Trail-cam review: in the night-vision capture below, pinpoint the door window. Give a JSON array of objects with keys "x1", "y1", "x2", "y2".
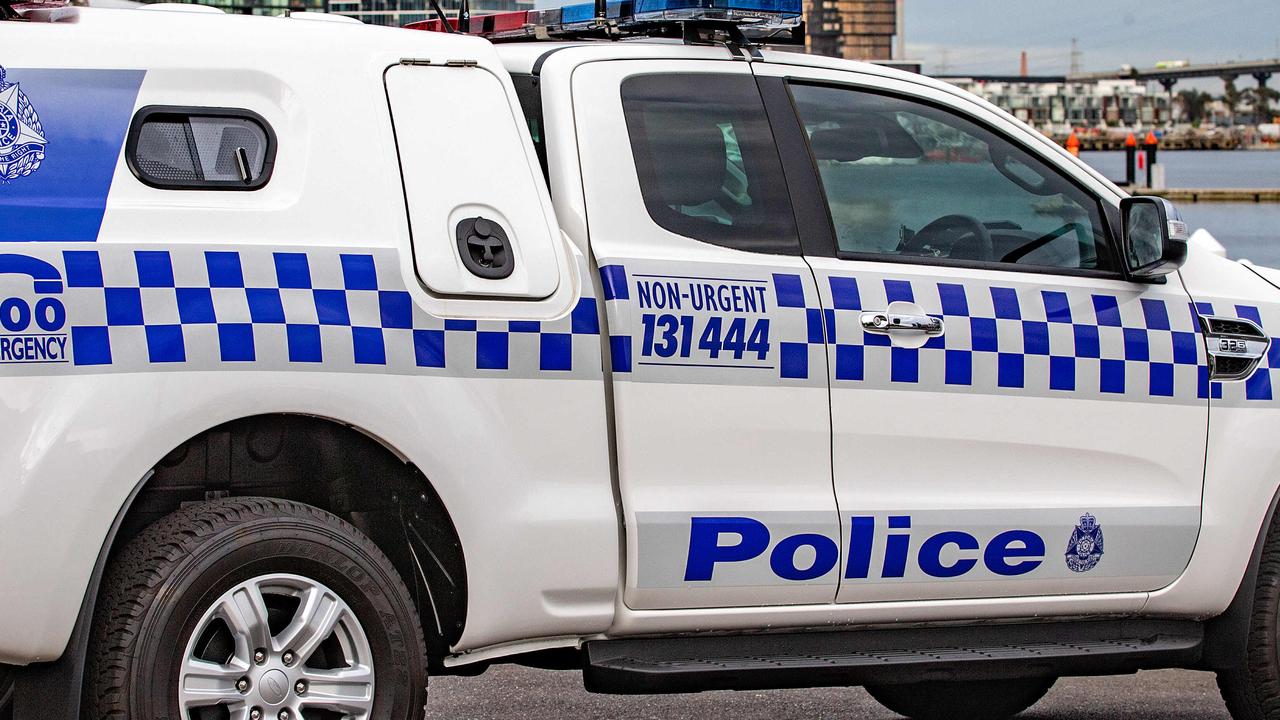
[
  {"x1": 621, "y1": 74, "x2": 799, "y2": 255},
  {"x1": 789, "y1": 84, "x2": 1116, "y2": 272}
]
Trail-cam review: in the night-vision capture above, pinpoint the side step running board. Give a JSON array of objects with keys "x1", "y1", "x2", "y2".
[{"x1": 583, "y1": 619, "x2": 1203, "y2": 694}]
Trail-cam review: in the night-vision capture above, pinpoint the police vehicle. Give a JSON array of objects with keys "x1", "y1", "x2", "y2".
[{"x1": 2, "y1": 1, "x2": 1280, "y2": 718}]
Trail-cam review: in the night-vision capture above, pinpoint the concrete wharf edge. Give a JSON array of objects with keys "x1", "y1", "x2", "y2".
[{"x1": 1127, "y1": 188, "x2": 1280, "y2": 203}]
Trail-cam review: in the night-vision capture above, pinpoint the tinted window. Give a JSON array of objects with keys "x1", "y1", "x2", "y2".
[
  {"x1": 127, "y1": 107, "x2": 275, "y2": 190},
  {"x1": 621, "y1": 74, "x2": 799, "y2": 255},
  {"x1": 790, "y1": 84, "x2": 1115, "y2": 271},
  {"x1": 510, "y1": 73, "x2": 549, "y2": 185}
]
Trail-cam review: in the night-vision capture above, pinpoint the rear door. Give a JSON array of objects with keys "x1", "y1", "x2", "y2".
[
  {"x1": 573, "y1": 59, "x2": 839, "y2": 610},
  {"x1": 752, "y1": 62, "x2": 1206, "y2": 604}
]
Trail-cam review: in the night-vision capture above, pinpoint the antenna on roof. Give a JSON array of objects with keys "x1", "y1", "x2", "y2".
[
  {"x1": 456, "y1": 0, "x2": 470, "y2": 33},
  {"x1": 426, "y1": 0, "x2": 459, "y2": 32}
]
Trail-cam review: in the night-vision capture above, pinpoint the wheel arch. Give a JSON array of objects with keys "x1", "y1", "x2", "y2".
[
  {"x1": 15, "y1": 412, "x2": 468, "y2": 720},
  {"x1": 1200, "y1": 482, "x2": 1280, "y2": 670}
]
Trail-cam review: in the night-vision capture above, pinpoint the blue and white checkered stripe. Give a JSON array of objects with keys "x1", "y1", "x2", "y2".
[
  {"x1": 598, "y1": 261, "x2": 1279, "y2": 404},
  {"x1": 771, "y1": 271, "x2": 820, "y2": 380},
  {"x1": 598, "y1": 263, "x2": 634, "y2": 373},
  {"x1": 813, "y1": 273, "x2": 1213, "y2": 403},
  {"x1": 0, "y1": 245, "x2": 601, "y2": 378}
]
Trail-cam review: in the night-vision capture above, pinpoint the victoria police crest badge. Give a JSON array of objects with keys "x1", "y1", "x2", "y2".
[
  {"x1": 0, "y1": 65, "x2": 48, "y2": 182},
  {"x1": 1065, "y1": 513, "x2": 1104, "y2": 573}
]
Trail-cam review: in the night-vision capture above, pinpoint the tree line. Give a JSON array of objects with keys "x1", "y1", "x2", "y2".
[{"x1": 1177, "y1": 83, "x2": 1279, "y2": 125}]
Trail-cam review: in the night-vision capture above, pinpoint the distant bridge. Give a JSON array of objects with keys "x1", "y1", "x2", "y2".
[
  {"x1": 937, "y1": 58, "x2": 1280, "y2": 90},
  {"x1": 935, "y1": 74, "x2": 1068, "y2": 84},
  {"x1": 1070, "y1": 59, "x2": 1279, "y2": 86}
]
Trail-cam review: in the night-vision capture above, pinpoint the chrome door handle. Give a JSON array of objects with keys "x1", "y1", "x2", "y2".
[{"x1": 861, "y1": 311, "x2": 944, "y2": 336}]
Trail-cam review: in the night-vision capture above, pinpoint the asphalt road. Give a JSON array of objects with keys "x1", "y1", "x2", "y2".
[{"x1": 426, "y1": 666, "x2": 1232, "y2": 719}]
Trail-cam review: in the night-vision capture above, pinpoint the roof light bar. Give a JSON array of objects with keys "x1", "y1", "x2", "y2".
[
  {"x1": 404, "y1": 0, "x2": 800, "y2": 42},
  {"x1": 407, "y1": 8, "x2": 531, "y2": 35}
]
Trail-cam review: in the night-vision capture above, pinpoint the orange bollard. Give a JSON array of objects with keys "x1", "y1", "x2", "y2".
[{"x1": 1066, "y1": 131, "x2": 1080, "y2": 158}]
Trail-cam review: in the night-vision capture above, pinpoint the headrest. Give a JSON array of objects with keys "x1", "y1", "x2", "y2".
[
  {"x1": 647, "y1": 115, "x2": 728, "y2": 208},
  {"x1": 807, "y1": 115, "x2": 923, "y2": 163}
]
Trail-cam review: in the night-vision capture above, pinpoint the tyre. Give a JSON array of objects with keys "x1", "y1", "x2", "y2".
[
  {"x1": 87, "y1": 497, "x2": 428, "y2": 720},
  {"x1": 865, "y1": 677, "x2": 1055, "y2": 720},
  {"x1": 1218, "y1": 506, "x2": 1280, "y2": 720}
]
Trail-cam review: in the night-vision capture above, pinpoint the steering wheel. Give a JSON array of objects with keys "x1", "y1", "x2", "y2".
[{"x1": 899, "y1": 214, "x2": 993, "y2": 263}]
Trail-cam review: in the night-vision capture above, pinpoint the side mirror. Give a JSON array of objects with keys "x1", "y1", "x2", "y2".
[{"x1": 1120, "y1": 196, "x2": 1189, "y2": 280}]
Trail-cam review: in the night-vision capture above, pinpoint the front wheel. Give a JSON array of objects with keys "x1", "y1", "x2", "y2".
[
  {"x1": 87, "y1": 497, "x2": 428, "y2": 720},
  {"x1": 865, "y1": 677, "x2": 1055, "y2": 720},
  {"x1": 1218, "y1": 503, "x2": 1280, "y2": 720}
]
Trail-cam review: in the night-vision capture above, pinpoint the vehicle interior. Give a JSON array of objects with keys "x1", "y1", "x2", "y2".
[{"x1": 790, "y1": 84, "x2": 1117, "y2": 271}]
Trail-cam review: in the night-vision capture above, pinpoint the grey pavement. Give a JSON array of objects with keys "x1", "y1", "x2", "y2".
[{"x1": 426, "y1": 666, "x2": 1230, "y2": 719}]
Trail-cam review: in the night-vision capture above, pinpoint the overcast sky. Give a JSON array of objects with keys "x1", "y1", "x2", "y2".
[{"x1": 905, "y1": 0, "x2": 1279, "y2": 85}]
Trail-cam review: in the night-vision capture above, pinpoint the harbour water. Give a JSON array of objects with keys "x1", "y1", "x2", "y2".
[
  {"x1": 1080, "y1": 150, "x2": 1280, "y2": 190},
  {"x1": 1079, "y1": 150, "x2": 1280, "y2": 266}
]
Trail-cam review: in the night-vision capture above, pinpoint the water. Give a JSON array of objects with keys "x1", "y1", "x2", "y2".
[
  {"x1": 1080, "y1": 150, "x2": 1280, "y2": 189},
  {"x1": 1178, "y1": 203, "x2": 1280, "y2": 266},
  {"x1": 1078, "y1": 150, "x2": 1280, "y2": 266}
]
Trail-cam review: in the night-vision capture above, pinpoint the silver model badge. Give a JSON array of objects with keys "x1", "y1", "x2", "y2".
[
  {"x1": 1065, "y1": 513, "x2": 1104, "y2": 573},
  {"x1": 0, "y1": 65, "x2": 48, "y2": 182}
]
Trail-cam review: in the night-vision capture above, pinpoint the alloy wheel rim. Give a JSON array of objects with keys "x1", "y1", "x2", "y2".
[{"x1": 177, "y1": 573, "x2": 375, "y2": 720}]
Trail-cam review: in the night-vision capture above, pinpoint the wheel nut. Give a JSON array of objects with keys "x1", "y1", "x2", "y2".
[
  {"x1": 281, "y1": 651, "x2": 295, "y2": 666},
  {"x1": 278, "y1": 710, "x2": 291, "y2": 720},
  {"x1": 295, "y1": 680, "x2": 307, "y2": 695},
  {"x1": 236, "y1": 677, "x2": 250, "y2": 693},
  {"x1": 253, "y1": 649, "x2": 266, "y2": 665},
  {"x1": 250, "y1": 709, "x2": 262, "y2": 720}
]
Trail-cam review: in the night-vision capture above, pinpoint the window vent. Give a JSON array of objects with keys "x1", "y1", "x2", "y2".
[
  {"x1": 1201, "y1": 316, "x2": 1266, "y2": 339},
  {"x1": 126, "y1": 106, "x2": 276, "y2": 190},
  {"x1": 1200, "y1": 314, "x2": 1270, "y2": 382}
]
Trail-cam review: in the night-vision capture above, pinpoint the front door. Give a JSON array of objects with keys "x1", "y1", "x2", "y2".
[
  {"x1": 573, "y1": 60, "x2": 839, "y2": 610},
  {"x1": 753, "y1": 65, "x2": 1207, "y2": 604}
]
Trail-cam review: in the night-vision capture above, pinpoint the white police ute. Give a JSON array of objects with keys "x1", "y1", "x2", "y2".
[{"x1": 2, "y1": 2, "x2": 1280, "y2": 719}]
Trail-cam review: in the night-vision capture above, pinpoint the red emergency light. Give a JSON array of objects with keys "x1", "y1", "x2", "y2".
[{"x1": 404, "y1": 9, "x2": 531, "y2": 35}]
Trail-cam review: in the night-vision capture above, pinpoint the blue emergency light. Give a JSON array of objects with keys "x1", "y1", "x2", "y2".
[
  {"x1": 553, "y1": 0, "x2": 802, "y2": 22},
  {"x1": 637, "y1": 0, "x2": 800, "y2": 16}
]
